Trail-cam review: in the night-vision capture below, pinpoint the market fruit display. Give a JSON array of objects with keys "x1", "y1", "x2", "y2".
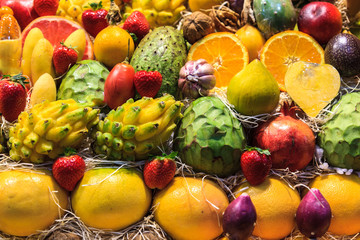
[
  {"x1": 0, "y1": 0, "x2": 360, "y2": 239},
  {"x1": 175, "y1": 96, "x2": 246, "y2": 177},
  {"x1": 0, "y1": 170, "x2": 68, "y2": 236},
  {"x1": 153, "y1": 177, "x2": 229, "y2": 240},
  {"x1": 71, "y1": 167, "x2": 151, "y2": 230}
]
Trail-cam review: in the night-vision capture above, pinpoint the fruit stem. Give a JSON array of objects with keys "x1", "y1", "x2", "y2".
[{"x1": 106, "y1": 0, "x2": 122, "y2": 25}]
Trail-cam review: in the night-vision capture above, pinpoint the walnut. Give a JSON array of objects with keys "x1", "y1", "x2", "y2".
[
  {"x1": 210, "y1": 5, "x2": 241, "y2": 33},
  {"x1": 182, "y1": 11, "x2": 215, "y2": 44}
]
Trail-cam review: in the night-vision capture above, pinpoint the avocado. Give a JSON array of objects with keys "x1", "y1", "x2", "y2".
[{"x1": 324, "y1": 33, "x2": 360, "y2": 77}]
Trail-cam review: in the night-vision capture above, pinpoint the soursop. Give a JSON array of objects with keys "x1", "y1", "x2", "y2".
[
  {"x1": 319, "y1": 92, "x2": 360, "y2": 170},
  {"x1": 175, "y1": 96, "x2": 247, "y2": 177},
  {"x1": 130, "y1": 26, "x2": 187, "y2": 98},
  {"x1": 93, "y1": 94, "x2": 183, "y2": 161},
  {"x1": 57, "y1": 60, "x2": 109, "y2": 105}
]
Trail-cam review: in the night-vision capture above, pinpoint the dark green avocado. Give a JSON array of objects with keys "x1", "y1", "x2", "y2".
[{"x1": 324, "y1": 33, "x2": 360, "y2": 77}]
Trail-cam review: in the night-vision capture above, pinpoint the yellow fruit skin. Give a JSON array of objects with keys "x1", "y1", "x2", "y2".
[
  {"x1": 188, "y1": 0, "x2": 223, "y2": 11},
  {"x1": 235, "y1": 24, "x2": 265, "y2": 62},
  {"x1": 234, "y1": 177, "x2": 300, "y2": 240},
  {"x1": 94, "y1": 26, "x2": 135, "y2": 68},
  {"x1": 64, "y1": 29, "x2": 86, "y2": 61},
  {"x1": 21, "y1": 27, "x2": 44, "y2": 78},
  {"x1": 0, "y1": 38, "x2": 21, "y2": 75},
  {"x1": 153, "y1": 177, "x2": 229, "y2": 240},
  {"x1": 0, "y1": 170, "x2": 68, "y2": 237},
  {"x1": 30, "y1": 73, "x2": 57, "y2": 107},
  {"x1": 31, "y1": 38, "x2": 55, "y2": 85},
  {"x1": 308, "y1": 174, "x2": 360, "y2": 235},
  {"x1": 71, "y1": 168, "x2": 151, "y2": 230}
]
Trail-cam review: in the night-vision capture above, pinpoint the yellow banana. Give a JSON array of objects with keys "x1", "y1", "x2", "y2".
[
  {"x1": 31, "y1": 38, "x2": 55, "y2": 85},
  {"x1": 29, "y1": 151, "x2": 44, "y2": 163},
  {"x1": 138, "y1": 95, "x2": 175, "y2": 124},
  {"x1": 33, "y1": 118, "x2": 54, "y2": 136},
  {"x1": 122, "y1": 97, "x2": 152, "y2": 125},
  {"x1": 155, "y1": 123, "x2": 177, "y2": 145},
  {"x1": 121, "y1": 125, "x2": 138, "y2": 139},
  {"x1": 23, "y1": 132, "x2": 40, "y2": 148},
  {"x1": 35, "y1": 138, "x2": 54, "y2": 154},
  {"x1": 60, "y1": 129, "x2": 87, "y2": 147},
  {"x1": 135, "y1": 122, "x2": 159, "y2": 142},
  {"x1": 21, "y1": 28, "x2": 44, "y2": 78},
  {"x1": 134, "y1": 140, "x2": 154, "y2": 155},
  {"x1": 46, "y1": 124, "x2": 72, "y2": 142},
  {"x1": 158, "y1": 102, "x2": 183, "y2": 132},
  {"x1": 20, "y1": 146, "x2": 32, "y2": 159},
  {"x1": 64, "y1": 28, "x2": 86, "y2": 61}
]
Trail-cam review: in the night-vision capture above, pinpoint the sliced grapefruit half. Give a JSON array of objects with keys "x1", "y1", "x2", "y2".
[{"x1": 22, "y1": 16, "x2": 94, "y2": 60}]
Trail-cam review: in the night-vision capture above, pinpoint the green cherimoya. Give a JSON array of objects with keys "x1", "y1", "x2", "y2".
[
  {"x1": 57, "y1": 60, "x2": 109, "y2": 105},
  {"x1": 130, "y1": 26, "x2": 187, "y2": 98},
  {"x1": 175, "y1": 96, "x2": 247, "y2": 177},
  {"x1": 318, "y1": 92, "x2": 360, "y2": 169}
]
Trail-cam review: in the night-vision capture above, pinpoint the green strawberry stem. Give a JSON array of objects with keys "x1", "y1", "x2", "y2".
[
  {"x1": 1, "y1": 73, "x2": 29, "y2": 89},
  {"x1": 244, "y1": 146, "x2": 270, "y2": 156},
  {"x1": 60, "y1": 41, "x2": 79, "y2": 53},
  {"x1": 84, "y1": 1, "x2": 103, "y2": 11},
  {"x1": 152, "y1": 151, "x2": 178, "y2": 161},
  {"x1": 63, "y1": 147, "x2": 78, "y2": 157}
]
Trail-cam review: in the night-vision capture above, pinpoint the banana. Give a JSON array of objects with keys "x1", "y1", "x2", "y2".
[
  {"x1": 56, "y1": 107, "x2": 88, "y2": 126},
  {"x1": 29, "y1": 151, "x2": 44, "y2": 163},
  {"x1": 35, "y1": 139, "x2": 54, "y2": 154},
  {"x1": 101, "y1": 119, "x2": 112, "y2": 133},
  {"x1": 20, "y1": 146, "x2": 32, "y2": 159},
  {"x1": 155, "y1": 123, "x2": 177, "y2": 145},
  {"x1": 123, "y1": 140, "x2": 136, "y2": 153},
  {"x1": 122, "y1": 106, "x2": 142, "y2": 125},
  {"x1": 158, "y1": 102, "x2": 183, "y2": 132},
  {"x1": 60, "y1": 129, "x2": 87, "y2": 147},
  {"x1": 138, "y1": 95, "x2": 175, "y2": 124},
  {"x1": 23, "y1": 132, "x2": 40, "y2": 148},
  {"x1": 17, "y1": 128, "x2": 30, "y2": 141},
  {"x1": 112, "y1": 137, "x2": 123, "y2": 151},
  {"x1": 95, "y1": 132, "x2": 104, "y2": 146},
  {"x1": 102, "y1": 133, "x2": 113, "y2": 147},
  {"x1": 121, "y1": 125, "x2": 138, "y2": 139},
  {"x1": 31, "y1": 38, "x2": 55, "y2": 85},
  {"x1": 64, "y1": 28, "x2": 86, "y2": 61},
  {"x1": 46, "y1": 124, "x2": 72, "y2": 142},
  {"x1": 33, "y1": 118, "x2": 54, "y2": 136},
  {"x1": 134, "y1": 140, "x2": 154, "y2": 155},
  {"x1": 9, "y1": 137, "x2": 21, "y2": 150},
  {"x1": 111, "y1": 122, "x2": 122, "y2": 136},
  {"x1": 48, "y1": 146, "x2": 65, "y2": 159},
  {"x1": 84, "y1": 109, "x2": 100, "y2": 128},
  {"x1": 21, "y1": 28, "x2": 44, "y2": 78},
  {"x1": 135, "y1": 122, "x2": 159, "y2": 142}
]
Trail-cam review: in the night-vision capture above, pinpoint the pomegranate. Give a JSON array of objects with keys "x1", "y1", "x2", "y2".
[{"x1": 253, "y1": 103, "x2": 315, "y2": 171}]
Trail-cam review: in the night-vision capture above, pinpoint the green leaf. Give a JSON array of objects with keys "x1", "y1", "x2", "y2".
[{"x1": 245, "y1": 146, "x2": 271, "y2": 156}]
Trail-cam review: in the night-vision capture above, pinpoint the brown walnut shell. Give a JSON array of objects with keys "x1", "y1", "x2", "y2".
[
  {"x1": 182, "y1": 11, "x2": 215, "y2": 44},
  {"x1": 209, "y1": 5, "x2": 241, "y2": 33}
]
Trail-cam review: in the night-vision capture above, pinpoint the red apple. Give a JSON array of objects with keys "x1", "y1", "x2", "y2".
[
  {"x1": 0, "y1": 0, "x2": 39, "y2": 30},
  {"x1": 298, "y1": 1, "x2": 342, "y2": 45}
]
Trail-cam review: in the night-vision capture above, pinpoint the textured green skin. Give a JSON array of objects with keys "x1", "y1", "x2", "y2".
[
  {"x1": 253, "y1": 0, "x2": 297, "y2": 38},
  {"x1": 130, "y1": 26, "x2": 187, "y2": 98},
  {"x1": 319, "y1": 92, "x2": 360, "y2": 169},
  {"x1": 57, "y1": 60, "x2": 109, "y2": 105},
  {"x1": 175, "y1": 97, "x2": 247, "y2": 177}
]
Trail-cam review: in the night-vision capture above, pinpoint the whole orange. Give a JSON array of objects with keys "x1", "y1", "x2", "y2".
[{"x1": 235, "y1": 24, "x2": 265, "y2": 61}]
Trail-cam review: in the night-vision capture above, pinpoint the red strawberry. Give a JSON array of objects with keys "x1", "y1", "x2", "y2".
[
  {"x1": 134, "y1": 70, "x2": 162, "y2": 97},
  {"x1": 240, "y1": 147, "x2": 272, "y2": 186},
  {"x1": 0, "y1": 74, "x2": 28, "y2": 122},
  {"x1": 33, "y1": 0, "x2": 59, "y2": 16},
  {"x1": 122, "y1": 11, "x2": 150, "y2": 42},
  {"x1": 143, "y1": 152, "x2": 177, "y2": 189},
  {"x1": 52, "y1": 153, "x2": 86, "y2": 191},
  {"x1": 53, "y1": 42, "x2": 78, "y2": 76},
  {"x1": 82, "y1": 1, "x2": 108, "y2": 38}
]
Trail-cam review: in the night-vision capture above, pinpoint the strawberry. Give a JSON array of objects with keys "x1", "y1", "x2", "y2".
[
  {"x1": 52, "y1": 42, "x2": 78, "y2": 76},
  {"x1": 33, "y1": 0, "x2": 59, "y2": 16},
  {"x1": 82, "y1": 1, "x2": 108, "y2": 38},
  {"x1": 122, "y1": 11, "x2": 150, "y2": 42},
  {"x1": 134, "y1": 70, "x2": 162, "y2": 98},
  {"x1": 52, "y1": 151, "x2": 86, "y2": 191},
  {"x1": 143, "y1": 152, "x2": 177, "y2": 190},
  {"x1": 240, "y1": 147, "x2": 272, "y2": 186},
  {"x1": 0, "y1": 74, "x2": 28, "y2": 122}
]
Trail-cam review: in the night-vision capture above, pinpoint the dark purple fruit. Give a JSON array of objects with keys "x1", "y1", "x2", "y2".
[
  {"x1": 296, "y1": 188, "x2": 332, "y2": 238},
  {"x1": 228, "y1": 0, "x2": 244, "y2": 14},
  {"x1": 325, "y1": 33, "x2": 360, "y2": 77},
  {"x1": 223, "y1": 193, "x2": 257, "y2": 240}
]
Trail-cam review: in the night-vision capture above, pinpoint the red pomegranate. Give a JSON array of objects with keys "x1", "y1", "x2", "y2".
[{"x1": 253, "y1": 103, "x2": 315, "y2": 171}]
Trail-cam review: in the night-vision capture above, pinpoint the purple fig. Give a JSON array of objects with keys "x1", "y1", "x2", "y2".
[
  {"x1": 223, "y1": 193, "x2": 257, "y2": 240},
  {"x1": 296, "y1": 188, "x2": 332, "y2": 238}
]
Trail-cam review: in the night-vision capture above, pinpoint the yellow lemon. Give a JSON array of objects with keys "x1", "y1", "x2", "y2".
[
  {"x1": 0, "y1": 170, "x2": 68, "y2": 237},
  {"x1": 153, "y1": 177, "x2": 229, "y2": 240},
  {"x1": 233, "y1": 177, "x2": 300, "y2": 240},
  {"x1": 94, "y1": 26, "x2": 134, "y2": 68},
  {"x1": 308, "y1": 174, "x2": 360, "y2": 235},
  {"x1": 71, "y1": 168, "x2": 151, "y2": 231},
  {"x1": 235, "y1": 24, "x2": 265, "y2": 62}
]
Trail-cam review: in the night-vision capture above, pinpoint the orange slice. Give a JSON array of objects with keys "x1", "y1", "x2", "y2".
[
  {"x1": 260, "y1": 30, "x2": 324, "y2": 91},
  {"x1": 187, "y1": 32, "x2": 249, "y2": 88},
  {"x1": 21, "y1": 16, "x2": 93, "y2": 60}
]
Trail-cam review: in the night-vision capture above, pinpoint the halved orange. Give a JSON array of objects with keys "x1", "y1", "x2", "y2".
[
  {"x1": 187, "y1": 32, "x2": 249, "y2": 88},
  {"x1": 260, "y1": 30, "x2": 324, "y2": 91},
  {"x1": 21, "y1": 16, "x2": 94, "y2": 60}
]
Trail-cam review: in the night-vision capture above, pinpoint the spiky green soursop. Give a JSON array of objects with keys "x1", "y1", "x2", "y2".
[
  {"x1": 319, "y1": 92, "x2": 360, "y2": 169},
  {"x1": 175, "y1": 96, "x2": 247, "y2": 177},
  {"x1": 130, "y1": 26, "x2": 187, "y2": 98},
  {"x1": 57, "y1": 60, "x2": 109, "y2": 105}
]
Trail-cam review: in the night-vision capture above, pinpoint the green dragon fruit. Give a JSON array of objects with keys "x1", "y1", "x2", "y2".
[
  {"x1": 57, "y1": 60, "x2": 109, "y2": 106},
  {"x1": 130, "y1": 26, "x2": 187, "y2": 98},
  {"x1": 175, "y1": 96, "x2": 247, "y2": 177},
  {"x1": 318, "y1": 92, "x2": 360, "y2": 170}
]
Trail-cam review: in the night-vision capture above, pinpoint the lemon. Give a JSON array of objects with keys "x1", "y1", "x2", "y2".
[
  {"x1": 308, "y1": 174, "x2": 360, "y2": 235},
  {"x1": 153, "y1": 177, "x2": 229, "y2": 240},
  {"x1": 0, "y1": 170, "x2": 68, "y2": 237},
  {"x1": 94, "y1": 26, "x2": 134, "y2": 68},
  {"x1": 71, "y1": 168, "x2": 151, "y2": 231},
  {"x1": 234, "y1": 176, "x2": 300, "y2": 240}
]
